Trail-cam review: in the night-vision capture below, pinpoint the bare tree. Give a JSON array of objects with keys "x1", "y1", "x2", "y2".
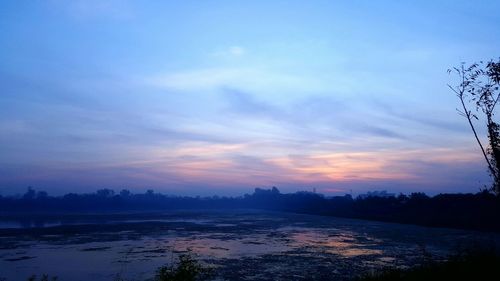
[{"x1": 448, "y1": 59, "x2": 500, "y2": 195}]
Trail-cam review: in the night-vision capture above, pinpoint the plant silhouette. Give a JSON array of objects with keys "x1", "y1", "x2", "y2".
[
  {"x1": 154, "y1": 254, "x2": 213, "y2": 281},
  {"x1": 449, "y1": 59, "x2": 500, "y2": 194}
]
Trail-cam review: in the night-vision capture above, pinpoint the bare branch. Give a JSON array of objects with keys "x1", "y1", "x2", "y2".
[{"x1": 447, "y1": 84, "x2": 461, "y2": 96}]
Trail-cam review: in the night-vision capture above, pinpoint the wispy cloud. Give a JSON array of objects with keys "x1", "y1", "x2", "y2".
[
  {"x1": 2, "y1": 0, "x2": 499, "y2": 195},
  {"x1": 212, "y1": 46, "x2": 246, "y2": 58},
  {"x1": 146, "y1": 67, "x2": 329, "y2": 96}
]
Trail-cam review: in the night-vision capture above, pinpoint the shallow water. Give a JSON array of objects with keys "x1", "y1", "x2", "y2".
[{"x1": 0, "y1": 210, "x2": 498, "y2": 281}]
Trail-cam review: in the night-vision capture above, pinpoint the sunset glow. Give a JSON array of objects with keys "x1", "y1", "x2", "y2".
[{"x1": 1, "y1": 0, "x2": 500, "y2": 195}]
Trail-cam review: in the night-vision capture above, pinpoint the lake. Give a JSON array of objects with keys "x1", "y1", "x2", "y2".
[{"x1": 0, "y1": 210, "x2": 499, "y2": 281}]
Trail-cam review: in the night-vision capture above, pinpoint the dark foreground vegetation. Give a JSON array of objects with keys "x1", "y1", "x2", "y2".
[
  {"x1": 358, "y1": 249, "x2": 500, "y2": 281},
  {"x1": 150, "y1": 254, "x2": 213, "y2": 281},
  {"x1": 24, "y1": 249, "x2": 500, "y2": 281},
  {"x1": 148, "y1": 249, "x2": 500, "y2": 281},
  {"x1": 156, "y1": 250, "x2": 500, "y2": 281},
  {"x1": 1, "y1": 187, "x2": 500, "y2": 233},
  {"x1": 156, "y1": 252, "x2": 500, "y2": 281}
]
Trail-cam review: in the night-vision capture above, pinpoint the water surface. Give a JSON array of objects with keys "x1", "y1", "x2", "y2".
[{"x1": 0, "y1": 210, "x2": 498, "y2": 281}]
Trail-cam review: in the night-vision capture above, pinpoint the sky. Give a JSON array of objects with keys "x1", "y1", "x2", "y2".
[{"x1": 1, "y1": 0, "x2": 500, "y2": 196}]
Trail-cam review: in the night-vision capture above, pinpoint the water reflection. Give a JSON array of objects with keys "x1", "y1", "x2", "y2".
[
  {"x1": 0, "y1": 211, "x2": 498, "y2": 281},
  {"x1": 120, "y1": 234, "x2": 289, "y2": 260},
  {"x1": 290, "y1": 229, "x2": 383, "y2": 257}
]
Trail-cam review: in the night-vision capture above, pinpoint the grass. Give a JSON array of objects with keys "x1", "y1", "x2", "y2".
[{"x1": 357, "y1": 249, "x2": 500, "y2": 281}]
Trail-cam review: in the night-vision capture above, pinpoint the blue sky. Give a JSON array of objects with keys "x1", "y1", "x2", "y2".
[{"x1": 1, "y1": 0, "x2": 500, "y2": 196}]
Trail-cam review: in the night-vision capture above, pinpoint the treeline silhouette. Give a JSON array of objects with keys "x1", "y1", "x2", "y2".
[{"x1": 1, "y1": 187, "x2": 500, "y2": 232}]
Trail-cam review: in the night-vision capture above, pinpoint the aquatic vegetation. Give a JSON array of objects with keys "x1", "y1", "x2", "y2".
[
  {"x1": 2, "y1": 211, "x2": 499, "y2": 280},
  {"x1": 26, "y1": 275, "x2": 58, "y2": 281}
]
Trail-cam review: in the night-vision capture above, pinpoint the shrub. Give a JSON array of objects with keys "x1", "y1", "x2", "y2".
[{"x1": 154, "y1": 254, "x2": 214, "y2": 281}]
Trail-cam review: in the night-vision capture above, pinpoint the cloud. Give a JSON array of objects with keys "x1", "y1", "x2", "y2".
[
  {"x1": 370, "y1": 99, "x2": 467, "y2": 133},
  {"x1": 229, "y1": 46, "x2": 245, "y2": 56},
  {"x1": 0, "y1": 132, "x2": 489, "y2": 196},
  {"x1": 221, "y1": 88, "x2": 286, "y2": 119},
  {"x1": 211, "y1": 46, "x2": 246, "y2": 58},
  {"x1": 146, "y1": 67, "x2": 329, "y2": 97},
  {"x1": 356, "y1": 125, "x2": 406, "y2": 139},
  {"x1": 218, "y1": 88, "x2": 409, "y2": 142}
]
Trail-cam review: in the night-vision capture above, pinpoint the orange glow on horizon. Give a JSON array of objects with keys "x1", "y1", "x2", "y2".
[{"x1": 114, "y1": 144, "x2": 484, "y2": 189}]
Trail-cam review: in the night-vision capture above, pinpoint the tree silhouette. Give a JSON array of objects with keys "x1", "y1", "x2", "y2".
[{"x1": 449, "y1": 59, "x2": 500, "y2": 194}]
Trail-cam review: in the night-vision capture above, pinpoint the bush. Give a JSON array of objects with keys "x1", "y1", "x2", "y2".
[{"x1": 154, "y1": 254, "x2": 214, "y2": 281}]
